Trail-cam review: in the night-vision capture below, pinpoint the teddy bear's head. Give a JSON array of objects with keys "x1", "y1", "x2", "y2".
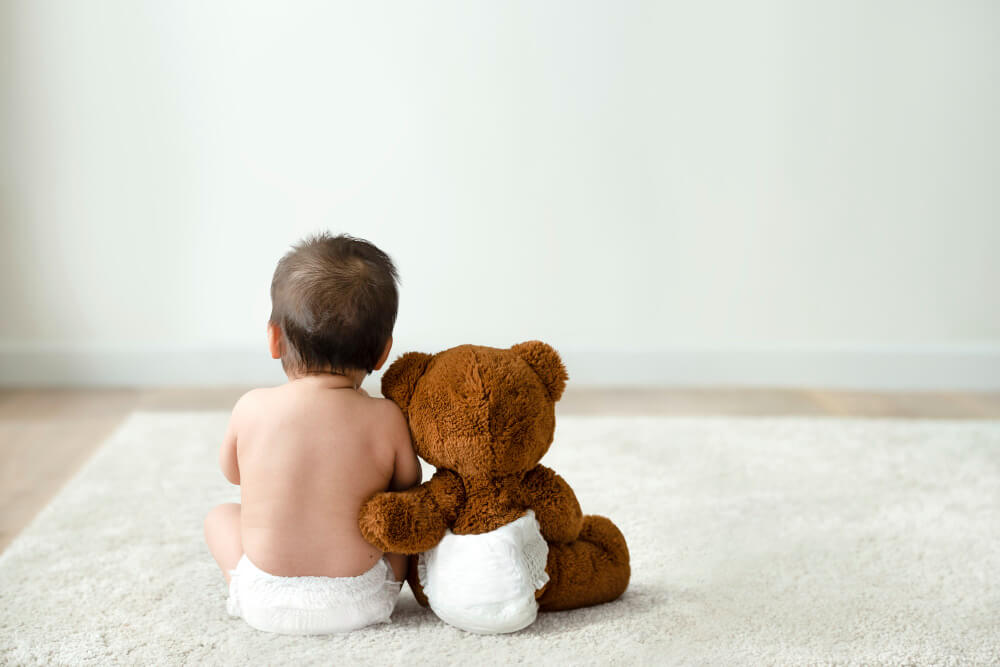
[{"x1": 381, "y1": 341, "x2": 568, "y2": 477}]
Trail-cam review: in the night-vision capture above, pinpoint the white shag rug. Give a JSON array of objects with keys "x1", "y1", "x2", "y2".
[{"x1": 1, "y1": 413, "x2": 999, "y2": 666}]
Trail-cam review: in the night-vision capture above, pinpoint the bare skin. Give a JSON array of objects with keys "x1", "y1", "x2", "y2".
[{"x1": 204, "y1": 331, "x2": 420, "y2": 585}]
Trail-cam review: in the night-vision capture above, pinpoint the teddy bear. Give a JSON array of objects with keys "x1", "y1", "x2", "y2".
[{"x1": 358, "y1": 341, "x2": 630, "y2": 634}]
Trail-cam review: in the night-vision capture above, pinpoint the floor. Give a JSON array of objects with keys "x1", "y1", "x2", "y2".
[{"x1": 1, "y1": 386, "x2": 998, "y2": 555}]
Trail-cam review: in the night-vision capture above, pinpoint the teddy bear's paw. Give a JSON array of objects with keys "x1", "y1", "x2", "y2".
[
  {"x1": 359, "y1": 493, "x2": 413, "y2": 552},
  {"x1": 360, "y1": 493, "x2": 446, "y2": 554}
]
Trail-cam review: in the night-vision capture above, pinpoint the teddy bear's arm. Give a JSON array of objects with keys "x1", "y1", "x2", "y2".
[
  {"x1": 521, "y1": 465, "x2": 584, "y2": 543},
  {"x1": 424, "y1": 468, "x2": 466, "y2": 522},
  {"x1": 358, "y1": 469, "x2": 465, "y2": 554}
]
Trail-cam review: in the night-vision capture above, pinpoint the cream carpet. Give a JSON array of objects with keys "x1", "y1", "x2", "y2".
[{"x1": 1, "y1": 413, "x2": 998, "y2": 665}]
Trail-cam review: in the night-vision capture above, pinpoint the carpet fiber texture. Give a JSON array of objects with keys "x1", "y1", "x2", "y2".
[{"x1": 1, "y1": 413, "x2": 999, "y2": 665}]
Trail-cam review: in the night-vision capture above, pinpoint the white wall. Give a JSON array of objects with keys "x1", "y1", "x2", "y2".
[{"x1": 2, "y1": 1, "x2": 999, "y2": 388}]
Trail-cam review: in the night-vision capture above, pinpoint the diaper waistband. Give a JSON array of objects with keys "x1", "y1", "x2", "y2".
[{"x1": 231, "y1": 555, "x2": 397, "y2": 607}]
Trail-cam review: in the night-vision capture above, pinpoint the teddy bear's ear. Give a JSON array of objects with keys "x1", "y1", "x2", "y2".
[
  {"x1": 381, "y1": 351, "x2": 433, "y2": 414},
  {"x1": 510, "y1": 340, "x2": 569, "y2": 402}
]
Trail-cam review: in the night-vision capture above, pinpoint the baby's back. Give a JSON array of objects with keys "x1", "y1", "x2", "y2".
[{"x1": 234, "y1": 378, "x2": 407, "y2": 577}]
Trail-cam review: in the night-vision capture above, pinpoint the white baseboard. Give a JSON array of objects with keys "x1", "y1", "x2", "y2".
[
  {"x1": 560, "y1": 343, "x2": 1000, "y2": 391},
  {"x1": 1, "y1": 342, "x2": 999, "y2": 390}
]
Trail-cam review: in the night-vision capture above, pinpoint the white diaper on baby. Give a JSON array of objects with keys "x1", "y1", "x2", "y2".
[
  {"x1": 417, "y1": 509, "x2": 550, "y2": 634},
  {"x1": 227, "y1": 555, "x2": 401, "y2": 635}
]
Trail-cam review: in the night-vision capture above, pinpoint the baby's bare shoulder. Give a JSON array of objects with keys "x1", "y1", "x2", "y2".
[
  {"x1": 369, "y1": 395, "x2": 407, "y2": 421},
  {"x1": 359, "y1": 396, "x2": 409, "y2": 440},
  {"x1": 229, "y1": 387, "x2": 275, "y2": 424},
  {"x1": 236, "y1": 386, "x2": 274, "y2": 408}
]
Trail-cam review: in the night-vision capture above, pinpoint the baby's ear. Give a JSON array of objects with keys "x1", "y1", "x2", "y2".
[
  {"x1": 511, "y1": 341, "x2": 569, "y2": 402},
  {"x1": 381, "y1": 352, "x2": 433, "y2": 415}
]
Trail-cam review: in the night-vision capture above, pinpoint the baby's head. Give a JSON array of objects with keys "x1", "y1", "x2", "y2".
[{"x1": 268, "y1": 233, "x2": 398, "y2": 379}]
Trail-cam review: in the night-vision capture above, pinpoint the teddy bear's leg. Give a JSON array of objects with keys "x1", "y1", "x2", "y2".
[
  {"x1": 537, "y1": 515, "x2": 630, "y2": 612},
  {"x1": 406, "y1": 554, "x2": 430, "y2": 607}
]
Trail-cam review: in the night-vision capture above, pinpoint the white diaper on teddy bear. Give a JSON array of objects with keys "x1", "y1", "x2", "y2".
[{"x1": 417, "y1": 509, "x2": 550, "y2": 634}]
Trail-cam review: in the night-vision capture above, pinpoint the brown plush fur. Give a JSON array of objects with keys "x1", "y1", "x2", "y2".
[{"x1": 359, "y1": 341, "x2": 630, "y2": 614}]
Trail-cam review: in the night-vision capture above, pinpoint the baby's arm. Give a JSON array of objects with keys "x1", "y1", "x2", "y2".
[
  {"x1": 387, "y1": 406, "x2": 421, "y2": 492},
  {"x1": 218, "y1": 391, "x2": 257, "y2": 486},
  {"x1": 219, "y1": 416, "x2": 239, "y2": 485}
]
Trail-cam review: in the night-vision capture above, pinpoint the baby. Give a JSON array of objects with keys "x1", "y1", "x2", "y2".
[{"x1": 204, "y1": 233, "x2": 420, "y2": 635}]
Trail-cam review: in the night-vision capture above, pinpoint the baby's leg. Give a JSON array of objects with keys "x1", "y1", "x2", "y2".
[{"x1": 204, "y1": 503, "x2": 242, "y2": 584}]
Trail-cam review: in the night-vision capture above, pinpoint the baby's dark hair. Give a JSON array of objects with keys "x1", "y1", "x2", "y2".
[{"x1": 269, "y1": 233, "x2": 398, "y2": 375}]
